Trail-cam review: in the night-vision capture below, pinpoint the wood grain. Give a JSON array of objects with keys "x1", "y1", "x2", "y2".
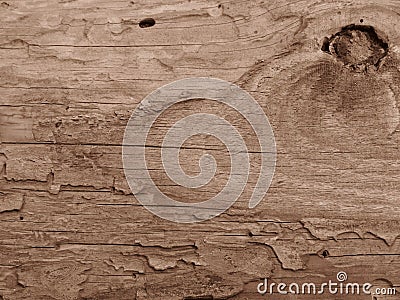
[{"x1": 1, "y1": 0, "x2": 399, "y2": 299}]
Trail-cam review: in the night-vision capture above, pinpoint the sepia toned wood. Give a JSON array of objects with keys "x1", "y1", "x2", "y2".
[{"x1": 0, "y1": 0, "x2": 399, "y2": 299}]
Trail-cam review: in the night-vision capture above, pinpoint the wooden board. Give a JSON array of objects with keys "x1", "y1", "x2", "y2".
[{"x1": 0, "y1": 0, "x2": 399, "y2": 299}]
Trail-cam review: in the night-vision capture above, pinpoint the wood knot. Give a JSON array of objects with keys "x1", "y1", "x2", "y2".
[{"x1": 322, "y1": 24, "x2": 389, "y2": 71}]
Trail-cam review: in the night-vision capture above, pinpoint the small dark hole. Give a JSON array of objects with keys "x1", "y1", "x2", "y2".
[
  {"x1": 322, "y1": 250, "x2": 329, "y2": 258},
  {"x1": 139, "y1": 18, "x2": 156, "y2": 28},
  {"x1": 218, "y1": 4, "x2": 222, "y2": 8},
  {"x1": 248, "y1": 231, "x2": 254, "y2": 237},
  {"x1": 19, "y1": 216, "x2": 24, "y2": 221},
  {"x1": 360, "y1": 19, "x2": 364, "y2": 23}
]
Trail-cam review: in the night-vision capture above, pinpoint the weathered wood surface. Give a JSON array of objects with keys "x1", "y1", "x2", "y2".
[{"x1": 1, "y1": 0, "x2": 400, "y2": 299}]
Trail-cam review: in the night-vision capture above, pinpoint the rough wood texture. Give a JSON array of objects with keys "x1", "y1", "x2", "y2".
[{"x1": 1, "y1": 0, "x2": 400, "y2": 299}]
